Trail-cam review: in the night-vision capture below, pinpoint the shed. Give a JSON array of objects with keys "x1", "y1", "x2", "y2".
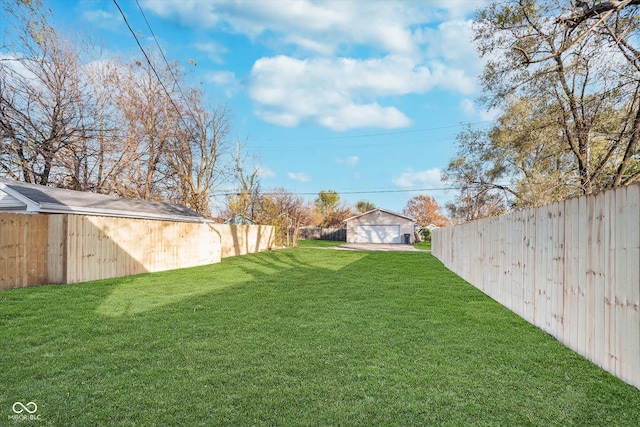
[
  {"x1": 0, "y1": 178, "x2": 209, "y2": 223},
  {"x1": 344, "y1": 208, "x2": 416, "y2": 244}
]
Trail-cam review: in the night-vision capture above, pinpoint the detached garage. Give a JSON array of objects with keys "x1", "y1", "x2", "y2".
[{"x1": 344, "y1": 208, "x2": 416, "y2": 244}]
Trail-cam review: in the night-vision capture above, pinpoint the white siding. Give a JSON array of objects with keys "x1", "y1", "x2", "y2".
[
  {"x1": 345, "y1": 210, "x2": 415, "y2": 244},
  {"x1": 357, "y1": 225, "x2": 401, "y2": 243}
]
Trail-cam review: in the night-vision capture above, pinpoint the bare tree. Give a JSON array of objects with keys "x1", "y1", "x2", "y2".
[
  {"x1": 0, "y1": 1, "x2": 90, "y2": 186},
  {"x1": 110, "y1": 53, "x2": 184, "y2": 201},
  {"x1": 1, "y1": 0, "x2": 237, "y2": 213},
  {"x1": 58, "y1": 52, "x2": 124, "y2": 193},
  {"x1": 222, "y1": 142, "x2": 262, "y2": 221},
  {"x1": 164, "y1": 92, "x2": 231, "y2": 216}
]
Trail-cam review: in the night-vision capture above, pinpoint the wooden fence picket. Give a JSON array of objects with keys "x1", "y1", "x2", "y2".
[{"x1": 432, "y1": 184, "x2": 640, "y2": 390}]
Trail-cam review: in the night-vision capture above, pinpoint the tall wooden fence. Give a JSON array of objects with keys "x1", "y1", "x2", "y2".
[
  {"x1": 210, "y1": 224, "x2": 275, "y2": 258},
  {"x1": 0, "y1": 213, "x2": 49, "y2": 288},
  {"x1": 432, "y1": 184, "x2": 640, "y2": 390},
  {"x1": 299, "y1": 227, "x2": 347, "y2": 241},
  {"x1": 0, "y1": 213, "x2": 274, "y2": 290}
]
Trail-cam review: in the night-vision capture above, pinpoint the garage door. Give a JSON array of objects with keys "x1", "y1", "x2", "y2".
[{"x1": 357, "y1": 225, "x2": 401, "y2": 244}]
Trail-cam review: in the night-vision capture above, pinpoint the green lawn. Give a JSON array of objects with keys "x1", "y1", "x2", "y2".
[
  {"x1": 296, "y1": 239, "x2": 344, "y2": 247},
  {"x1": 414, "y1": 241, "x2": 432, "y2": 250},
  {"x1": 1, "y1": 249, "x2": 639, "y2": 426}
]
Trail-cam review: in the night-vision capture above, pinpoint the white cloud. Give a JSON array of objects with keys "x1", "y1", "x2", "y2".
[
  {"x1": 249, "y1": 55, "x2": 436, "y2": 130},
  {"x1": 415, "y1": 20, "x2": 484, "y2": 95},
  {"x1": 257, "y1": 166, "x2": 275, "y2": 178},
  {"x1": 0, "y1": 53, "x2": 36, "y2": 80},
  {"x1": 206, "y1": 71, "x2": 241, "y2": 96},
  {"x1": 142, "y1": 0, "x2": 432, "y2": 55},
  {"x1": 82, "y1": 9, "x2": 122, "y2": 31},
  {"x1": 207, "y1": 71, "x2": 236, "y2": 85},
  {"x1": 142, "y1": 0, "x2": 487, "y2": 130},
  {"x1": 337, "y1": 156, "x2": 359, "y2": 167},
  {"x1": 318, "y1": 103, "x2": 411, "y2": 131},
  {"x1": 393, "y1": 168, "x2": 443, "y2": 188},
  {"x1": 288, "y1": 172, "x2": 311, "y2": 182},
  {"x1": 195, "y1": 41, "x2": 227, "y2": 63},
  {"x1": 460, "y1": 98, "x2": 501, "y2": 121}
]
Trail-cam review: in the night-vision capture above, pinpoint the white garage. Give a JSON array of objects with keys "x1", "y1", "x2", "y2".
[
  {"x1": 345, "y1": 209, "x2": 416, "y2": 244},
  {"x1": 357, "y1": 225, "x2": 401, "y2": 244}
]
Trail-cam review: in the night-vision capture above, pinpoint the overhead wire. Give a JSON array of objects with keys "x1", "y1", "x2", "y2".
[
  {"x1": 256, "y1": 120, "x2": 496, "y2": 143},
  {"x1": 112, "y1": 0, "x2": 494, "y2": 157},
  {"x1": 252, "y1": 135, "x2": 460, "y2": 152},
  {"x1": 111, "y1": 0, "x2": 501, "y2": 202},
  {"x1": 209, "y1": 182, "x2": 516, "y2": 197},
  {"x1": 250, "y1": 121, "x2": 494, "y2": 152},
  {"x1": 112, "y1": 0, "x2": 199, "y2": 143},
  {"x1": 134, "y1": 0, "x2": 193, "y2": 117}
]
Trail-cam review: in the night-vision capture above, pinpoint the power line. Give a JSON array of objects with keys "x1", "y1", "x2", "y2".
[
  {"x1": 252, "y1": 135, "x2": 460, "y2": 153},
  {"x1": 257, "y1": 120, "x2": 496, "y2": 143},
  {"x1": 134, "y1": 0, "x2": 194, "y2": 120},
  {"x1": 210, "y1": 180, "x2": 517, "y2": 197},
  {"x1": 112, "y1": 0, "x2": 198, "y2": 142},
  {"x1": 211, "y1": 186, "x2": 459, "y2": 197},
  {"x1": 250, "y1": 121, "x2": 494, "y2": 152}
]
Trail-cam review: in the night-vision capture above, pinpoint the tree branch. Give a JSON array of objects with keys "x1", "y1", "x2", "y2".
[
  {"x1": 518, "y1": 9, "x2": 614, "y2": 64},
  {"x1": 559, "y1": 0, "x2": 640, "y2": 27}
]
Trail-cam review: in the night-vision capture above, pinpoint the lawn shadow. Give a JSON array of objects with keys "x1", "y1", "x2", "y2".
[
  {"x1": 2, "y1": 249, "x2": 640, "y2": 426},
  {"x1": 94, "y1": 248, "x2": 368, "y2": 317}
]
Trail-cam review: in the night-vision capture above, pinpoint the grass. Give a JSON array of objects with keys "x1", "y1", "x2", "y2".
[
  {"x1": 1, "y1": 249, "x2": 639, "y2": 426},
  {"x1": 414, "y1": 241, "x2": 432, "y2": 250},
  {"x1": 296, "y1": 239, "x2": 344, "y2": 247}
]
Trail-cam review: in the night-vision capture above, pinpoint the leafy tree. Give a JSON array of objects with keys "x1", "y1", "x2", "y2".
[
  {"x1": 473, "y1": 0, "x2": 640, "y2": 196},
  {"x1": 315, "y1": 190, "x2": 340, "y2": 218},
  {"x1": 402, "y1": 195, "x2": 449, "y2": 228},
  {"x1": 256, "y1": 188, "x2": 311, "y2": 247},
  {"x1": 314, "y1": 190, "x2": 350, "y2": 227},
  {"x1": 444, "y1": 98, "x2": 580, "y2": 216},
  {"x1": 443, "y1": 126, "x2": 512, "y2": 222},
  {"x1": 356, "y1": 199, "x2": 375, "y2": 213}
]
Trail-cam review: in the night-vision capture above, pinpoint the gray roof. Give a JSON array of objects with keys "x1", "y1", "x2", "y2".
[
  {"x1": 0, "y1": 178, "x2": 209, "y2": 223},
  {"x1": 344, "y1": 208, "x2": 416, "y2": 223}
]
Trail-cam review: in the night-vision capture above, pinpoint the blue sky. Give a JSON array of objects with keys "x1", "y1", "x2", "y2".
[{"x1": 37, "y1": 0, "x2": 495, "y2": 214}]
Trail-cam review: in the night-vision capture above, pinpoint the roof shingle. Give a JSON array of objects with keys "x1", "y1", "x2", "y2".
[{"x1": 0, "y1": 178, "x2": 209, "y2": 223}]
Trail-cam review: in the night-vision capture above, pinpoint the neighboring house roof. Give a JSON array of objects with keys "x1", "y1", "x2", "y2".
[
  {"x1": 0, "y1": 178, "x2": 210, "y2": 223},
  {"x1": 224, "y1": 214, "x2": 255, "y2": 225},
  {"x1": 344, "y1": 208, "x2": 416, "y2": 223}
]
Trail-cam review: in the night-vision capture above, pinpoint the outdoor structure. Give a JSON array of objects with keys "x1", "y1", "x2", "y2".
[
  {"x1": 0, "y1": 178, "x2": 205, "y2": 222},
  {"x1": 224, "y1": 214, "x2": 255, "y2": 225},
  {"x1": 299, "y1": 227, "x2": 347, "y2": 241},
  {"x1": 0, "y1": 178, "x2": 274, "y2": 289},
  {"x1": 432, "y1": 183, "x2": 640, "y2": 390},
  {"x1": 344, "y1": 208, "x2": 416, "y2": 244}
]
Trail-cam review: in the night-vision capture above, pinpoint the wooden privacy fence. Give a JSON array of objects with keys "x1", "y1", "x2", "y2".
[
  {"x1": 432, "y1": 184, "x2": 640, "y2": 390},
  {"x1": 0, "y1": 213, "x2": 274, "y2": 290},
  {"x1": 299, "y1": 227, "x2": 347, "y2": 241},
  {"x1": 210, "y1": 224, "x2": 275, "y2": 259}
]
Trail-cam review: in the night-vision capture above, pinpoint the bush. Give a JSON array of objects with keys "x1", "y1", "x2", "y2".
[{"x1": 419, "y1": 227, "x2": 431, "y2": 242}]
